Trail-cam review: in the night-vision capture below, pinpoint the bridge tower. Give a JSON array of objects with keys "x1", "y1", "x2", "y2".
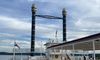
[
  {"x1": 30, "y1": 4, "x2": 67, "y2": 56},
  {"x1": 31, "y1": 4, "x2": 36, "y2": 56}
]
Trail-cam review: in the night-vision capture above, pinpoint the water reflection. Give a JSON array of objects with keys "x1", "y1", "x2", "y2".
[{"x1": 0, "y1": 55, "x2": 29, "y2": 60}]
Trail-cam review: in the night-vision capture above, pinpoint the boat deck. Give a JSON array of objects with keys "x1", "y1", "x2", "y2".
[{"x1": 29, "y1": 56, "x2": 47, "y2": 60}]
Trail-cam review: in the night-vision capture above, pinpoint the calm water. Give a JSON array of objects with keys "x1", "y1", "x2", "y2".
[{"x1": 0, "y1": 55, "x2": 29, "y2": 60}]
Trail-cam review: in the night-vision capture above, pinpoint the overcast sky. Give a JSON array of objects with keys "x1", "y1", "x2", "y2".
[{"x1": 0, "y1": 0, "x2": 100, "y2": 52}]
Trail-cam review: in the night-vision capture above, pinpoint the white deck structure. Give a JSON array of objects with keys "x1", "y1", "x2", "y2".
[
  {"x1": 46, "y1": 33, "x2": 100, "y2": 60},
  {"x1": 29, "y1": 56, "x2": 47, "y2": 60}
]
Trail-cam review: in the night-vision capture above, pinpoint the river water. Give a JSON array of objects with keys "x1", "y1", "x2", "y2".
[{"x1": 0, "y1": 55, "x2": 29, "y2": 60}]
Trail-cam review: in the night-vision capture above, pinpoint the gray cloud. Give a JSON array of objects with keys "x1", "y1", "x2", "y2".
[{"x1": 1, "y1": 0, "x2": 100, "y2": 52}]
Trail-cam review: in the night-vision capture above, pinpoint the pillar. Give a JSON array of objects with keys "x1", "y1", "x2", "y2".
[
  {"x1": 62, "y1": 8, "x2": 67, "y2": 42},
  {"x1": 31, "y1": 4, "x2": 36, "y2": 56}
]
